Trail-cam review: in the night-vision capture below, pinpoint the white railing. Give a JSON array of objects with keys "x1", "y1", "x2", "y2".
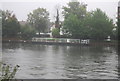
[{"x1": 32, "y1": 38, "x2": 90, "y2": 44}]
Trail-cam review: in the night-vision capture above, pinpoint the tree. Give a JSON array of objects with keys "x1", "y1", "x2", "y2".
[
  {"x1": 20, "y1": 24, "x2": 36, "y2": 39},
  {"x1": 117, "y1": 19, "x2": 120, "y2": 40},
  {"x1": 63, "y1": 1, "x2": 88, "y2": 38},
  {"x1": 89, "y1": 9, "x2": 114, "y2": 40},
  {"x1": 63, "y1": 14, "x2": 82, "y2": 38},
  {"x1": 62, "y1": 1, "x2": 87, "y2": 20},
  {"x1": 52, "y1": 28, "x2": 60, "y2": 38},
  {"x1": 63, "y1": 1, "x2": 114, "y2": 40},
  {"x1": 27, "y1": 8, "x2": 49, "y2": 36},
  {"x1": 55, "y1": 9, "x2": 60, "y2": 29},
  {"x1": 2, "y1": 10, "x2": 20, "y2": 37},
  {"x1": 0, "y1": 10, "x2": 2, "y2": 38}
]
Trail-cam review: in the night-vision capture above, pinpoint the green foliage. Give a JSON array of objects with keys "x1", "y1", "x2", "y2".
[
  {"x1": 55, "y1": 9, "x2": 60, "y2": 29},
  {"x1": 2, "y1": 10, "x2": 20, "y2": 37},
  {"x1": 63, "y1": 1, "x2": 89, "y2": 39},
  {"x1": 89, "y1": 9, "x2": 114, "y2": 40},
  {"x1": 27, "y1": 8, "x2": 50, "y2": 35},
  {"x1": 0, "y1": 63, "x2": 19, "y2": 81},
  {"x1": 117, "y1": 19, "x2": 120, "y2": 40},
  {"x1": 64, "y1": 14, "x2": 81, "y2": 38},
  {"x1": 0, "y1": 10, "x2": 2, "y2": 36},
  {"x1": 63, "y1": 1, "x2": 114, "y2": 40},
  {"x1": 20, "y1": 25, "x2": 36, "y2": 39},
  {"x1": 46, "y1": 38, "x2": 55, "y2": 41},
  {"x1": 52, "y1": 28, "x2": 60, "y2": 38},
  {"x1": 62, "y1": 1, "x2": 87, "y2": 20}
]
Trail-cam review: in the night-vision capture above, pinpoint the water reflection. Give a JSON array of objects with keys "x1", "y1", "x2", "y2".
[{"x1": 2, "y1": 43, "x2": 118, "y2": 79}]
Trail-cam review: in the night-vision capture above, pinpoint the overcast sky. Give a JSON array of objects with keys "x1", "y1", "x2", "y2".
[{"x1": 0, "y1": 0, "x2": 119, "y2": 23}]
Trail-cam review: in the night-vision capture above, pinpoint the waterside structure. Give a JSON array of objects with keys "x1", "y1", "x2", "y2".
[{"x1": 31, "y1": 38, "x2": 90, "y2": 46}]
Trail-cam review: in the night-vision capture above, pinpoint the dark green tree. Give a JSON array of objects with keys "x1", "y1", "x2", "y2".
[
  {"x1": 62, "y1": 1, "x2": 87, "y2": 20},
  {"x1": 27, "y1": 8, "x2": 49, "y2": 36},
  {"x1": 20, "y1": 24, "x2": 36, "y2": 39},
  {"x1": 0, "y1": 10, "x2": 2, "y2": 38},
  {"x1": 52, "y1": 28, "x2": 60, "y2": 38},
  {"x1": 89, "y1": 9, "x2": 114, "y2": 40},
  {"x1": 63, "y1": 14, "x2": 81, "y2": 38},
  {"x1": 2, "y1": 10, "x2": 20, "y2": 37},
  {"x1": 118, "y1": 19, "x2": 120, "y2": 40},
  {"x1": 55, "y1": 9, "x2": 60, "y2": 29},
  {"x1": 63, "y1": 1, "x2": 88, "y2": 38},
  {"x1": 62, "y1": 1, "x2": 115, "y2": 40}
]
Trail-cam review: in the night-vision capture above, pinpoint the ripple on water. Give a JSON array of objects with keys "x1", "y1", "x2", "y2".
[{"x1": 3, "y1": 43, "x2": 118, "y2": 79}]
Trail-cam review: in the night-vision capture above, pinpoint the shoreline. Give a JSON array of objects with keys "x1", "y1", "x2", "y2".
[{"x1": 2, "y1": 39, "x2": 118, "y2": 46}]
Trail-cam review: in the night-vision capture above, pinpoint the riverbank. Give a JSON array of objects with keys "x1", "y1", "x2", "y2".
[{"x1": 2, "y1": 37, "x2": 119, "y2": 46}]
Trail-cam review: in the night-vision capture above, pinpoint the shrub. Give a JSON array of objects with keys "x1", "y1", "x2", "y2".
[
  {"x1": 0, "y1": 63, "x2": 20, "y2": 81},
  {"x1": 52, "y1": 28, "x2": 60, "y2": 38}
]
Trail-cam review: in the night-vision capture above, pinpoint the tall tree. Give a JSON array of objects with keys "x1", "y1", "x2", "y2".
[
  {"x1": 63, "y1": 1, "x2": 88, "y2": 38},
  {"x1": 64, "y1": 14, "x2": 81, "y2": 38},
  {"x1": 20, "y1": 24, "x2": 36, "y2": 39},
  {"x1": 27, "y1": 8, "x2": 49, "y2": 36},
  {"x1": 0, "y1": 10, "x2": 2, "y2": 38},
  {"x1": 2, "y1": 10, "x2": 20, "y2": 37},
  {"x1": 62, "y1": 1, "x2": 87, "y2": 20},
  {"x1": 118, "y1": 19, "x2": 120, "y2": 40},
  {"x1": 55, "y1": 9, "x2": 60, "y2": 29},
  {"x1": 89, "y1": 9, "x2": 114, "y2": 40},
  {"x1": 63, "y1": 1, "x2": 114, "y2": 40}
]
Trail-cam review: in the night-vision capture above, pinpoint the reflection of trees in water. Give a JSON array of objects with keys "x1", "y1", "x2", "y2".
[
  {"x1": 89, "y1": 45, "x2": 104, "y2": 53},
  {"x1": 62, "y1": 45, "x2": 117, "y2": 64},
  {"x1": 2, "y1": 43, "x2": 48, "y2": 52},
  {"x1": 51, "y1": 45, "x2": 60, "y2": 53},
  {"x1": 88, "y1": 45, "x2": 118, "y2": 69},
  {"x1": 64, "y1": 46, "x2": 90, "y2": 56},
  {"x1": 61, "y1": 45, "x2": 117, "y2": 79},
  {"x1": 89, "y1": 45, "x2": 117, "y2": 58},
  {"x1": 2, "y1": 43, "x2": 20, "y2": 50},
  {"x1": 90, "y1": 45, "x2": 117, "y2": 54},
  {"x1": 21, "y1": 43, "x2": 47, "y2": 52},
  {"x1": 3, "y1": 43, "x2": 117, "y2": 62},
  {"x1": 104, "y1": 45, "x2": 118, "y2": 54},
  {"x1": 2, "y1": 43, "x2": 118, "y2": 79}
]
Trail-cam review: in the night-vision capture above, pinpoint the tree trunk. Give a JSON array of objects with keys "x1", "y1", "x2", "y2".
[{"x1": 39, "y1": 32, "x2": 40, "y2": 37}]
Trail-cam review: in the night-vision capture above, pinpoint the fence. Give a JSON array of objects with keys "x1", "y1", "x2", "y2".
[{"x1": 32, "y1": 38, "x2": 90, "y2": 44}]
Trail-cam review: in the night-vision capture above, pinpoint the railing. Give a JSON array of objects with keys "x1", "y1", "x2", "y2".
[{"x1": 32, "y1": 38, "x2": 90, "y2": 44}]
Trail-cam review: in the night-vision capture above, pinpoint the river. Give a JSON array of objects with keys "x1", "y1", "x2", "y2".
[{"x1": 2, "y1": 43, "x2": 118, "y2": 79}]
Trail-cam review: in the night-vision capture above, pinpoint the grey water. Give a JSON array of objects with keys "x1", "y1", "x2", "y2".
[{"x1": 2, "y1": 43, "x2": 118, "y2": 79}]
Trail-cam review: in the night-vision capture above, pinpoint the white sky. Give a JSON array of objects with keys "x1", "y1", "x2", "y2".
[{"x1": 0, "y1": 0, "x2": 119, "y2": 23}]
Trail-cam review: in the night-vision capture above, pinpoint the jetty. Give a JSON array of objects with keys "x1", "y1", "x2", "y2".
[{"x1": 31, "y1": 38, "x2": 90, "y2": 46}]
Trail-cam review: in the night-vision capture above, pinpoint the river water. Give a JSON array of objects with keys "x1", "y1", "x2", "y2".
[{"x1": 2, "y1": 43, "x2": 118, "y2": 79}]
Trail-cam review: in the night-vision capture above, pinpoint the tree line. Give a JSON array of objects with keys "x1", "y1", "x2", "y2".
[
  {"x1": 62, "y1": 2, "x2": 117, "y2": 40},
  {"x1": 1, "y1": 1, "x2": 118, "y2": 40}
]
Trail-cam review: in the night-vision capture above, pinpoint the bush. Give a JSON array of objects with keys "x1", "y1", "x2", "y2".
[
  {"x1": 0, "y1": 63, "x2": 20, "y2": 81},
  {"x1": 20, "y1": 25, "x2": 36, "y2": 40},
  {"x1": 52, "y1": 28, "x2": 60, "y2": 38}
]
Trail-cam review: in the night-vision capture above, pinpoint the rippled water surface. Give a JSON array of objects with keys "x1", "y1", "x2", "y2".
[{"x1": 2, "y1": 43, "x2": 118, "y2": 79}]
